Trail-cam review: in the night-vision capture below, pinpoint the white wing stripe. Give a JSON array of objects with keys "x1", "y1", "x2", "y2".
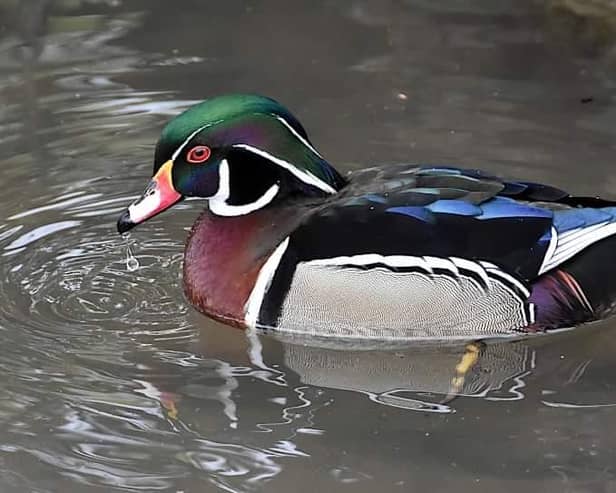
[
  {"x1": 555, "y1": 223, "x2": 608, "y2": 249},
  {"x1": 538, "y1": 227, "x2": 558, "y2": 276},
  {"x1": 541, "y1": 221, "x2": 616, "y2": 274}
]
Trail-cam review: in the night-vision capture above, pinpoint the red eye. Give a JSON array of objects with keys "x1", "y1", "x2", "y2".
[{"x1": 186, "y1": 145, "x2": 211, "y2": 164}]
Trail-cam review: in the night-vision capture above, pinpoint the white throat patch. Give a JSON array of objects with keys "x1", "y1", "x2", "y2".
[{"x1": 208, "y1": 159, "x2": 280, "y2": 216}]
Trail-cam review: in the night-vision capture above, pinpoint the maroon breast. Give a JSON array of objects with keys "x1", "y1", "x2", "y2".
[{"x1": 182, "y1": 208, "x2": 300, "y2": 328}]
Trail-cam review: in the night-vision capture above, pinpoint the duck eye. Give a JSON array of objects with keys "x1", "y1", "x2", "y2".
[{"x1": 186, "y1": 145, "x2": 211, "y2": 164}]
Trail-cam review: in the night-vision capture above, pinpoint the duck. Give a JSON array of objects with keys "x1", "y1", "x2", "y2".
[{"x1": 117, "y1": 93, "x2": 616, "y2": 343}]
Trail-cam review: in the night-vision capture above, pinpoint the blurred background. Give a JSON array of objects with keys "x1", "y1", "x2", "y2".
[{"x1": 1, "y1": 1, "x2": 616, "y2": 492}]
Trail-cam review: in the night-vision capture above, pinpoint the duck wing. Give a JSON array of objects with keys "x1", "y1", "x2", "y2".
[
  {"x1": 251, "y1": 166, "x2": 616, "y2": 340},
  {"x1": 300, "y1": 165, "x2": 616, "y2": 281}
]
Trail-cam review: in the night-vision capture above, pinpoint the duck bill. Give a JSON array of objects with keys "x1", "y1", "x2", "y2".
[{"x1": 117, "y1": 160, "x2": 182, "y2": 234}]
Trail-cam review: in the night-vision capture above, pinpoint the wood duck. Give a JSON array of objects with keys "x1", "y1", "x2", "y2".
[{"x1": 117, "y1": 94, "x2": 616, "y2": 342}]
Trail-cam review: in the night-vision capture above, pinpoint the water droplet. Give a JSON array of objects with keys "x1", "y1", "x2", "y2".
[
  {"x1": 126, "y1": 246, "x2": 139, "y2": 272},
  {"x1": 123, "y1": 233, "x2": 140, "y2": 272}
]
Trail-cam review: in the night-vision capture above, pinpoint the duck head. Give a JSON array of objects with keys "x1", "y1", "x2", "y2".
[{"x1": 117, "y1": 94, "x2": 345, "y2": 233}]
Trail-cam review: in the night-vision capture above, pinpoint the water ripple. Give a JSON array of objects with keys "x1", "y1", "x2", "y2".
[
  {"x1": 0, "y1": 180, "x2": 194, "y2": 347},
  {"x1": 0, "y1": 176, "x2": 314, "y2": 491}
]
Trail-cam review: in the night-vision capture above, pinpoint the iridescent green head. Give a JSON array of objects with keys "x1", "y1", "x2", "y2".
[{"x1": 117, "y1": 94, "x2": 345, "y2": 233}]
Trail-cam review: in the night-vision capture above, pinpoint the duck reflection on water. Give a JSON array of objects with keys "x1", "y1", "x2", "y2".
[{"x1": 136, "y1": 318, "x2": 606, "y2": 430}]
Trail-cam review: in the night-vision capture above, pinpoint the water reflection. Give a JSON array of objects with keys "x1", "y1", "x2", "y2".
[{"x1": 279, "y1": 340, "x2": 533, "y2": 411}]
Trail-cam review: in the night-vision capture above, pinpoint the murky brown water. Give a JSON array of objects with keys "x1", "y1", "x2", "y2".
[{"x1": 2, "y1": 1, "x2": 616, "y2": 491}]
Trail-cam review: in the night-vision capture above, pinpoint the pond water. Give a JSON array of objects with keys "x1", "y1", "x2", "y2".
[{"x1": 2, "y1": 1, "x2": 616, "y2": 491}]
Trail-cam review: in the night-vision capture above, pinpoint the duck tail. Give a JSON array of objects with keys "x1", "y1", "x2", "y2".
[{"x1": 530, "y1": 269, "x2": 593, "y2": 330}]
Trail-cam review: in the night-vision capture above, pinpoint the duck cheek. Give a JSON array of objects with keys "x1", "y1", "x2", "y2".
[{"x1": 182, "y1": 168, "x2": 220, "y2": 198}]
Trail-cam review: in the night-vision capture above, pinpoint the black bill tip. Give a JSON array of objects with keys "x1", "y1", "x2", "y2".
[{"x1": 117, "y1": 209, "x2": 135, "y2": 235}]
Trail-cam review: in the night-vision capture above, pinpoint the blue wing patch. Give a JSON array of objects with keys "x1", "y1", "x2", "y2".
[
  {"x1": 478, "y1": 197, "x2": 553, "y2": 220},
  {"x1": 427, "y1": 199, "x2": 482, "y2": 216},
  {"x1": 552, "y1": 207, "x2": 616, "y2": 233},
  {"x1": 387, "y1": 196, "x2": 557, "y2": 223},
  {"x1": 386, "y1": 206, "x2": 435, "y2": 223}
]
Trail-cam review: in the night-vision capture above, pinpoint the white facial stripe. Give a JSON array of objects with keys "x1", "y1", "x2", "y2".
[
  {"x1": 245, "y1": 237, "x2": 290, "y2": 328},
  {"x1": 274, "y1": 115, "x2": 323, "y2": 158},
  {"x1": 128, "y1": 187, "x2": 161, "y2": 223},
  {"x1": 212, "y1": 158, "x2": 231, "y2": 201},
  {"x1": 209, "y1": 159, "x2": 280, "y2": 216},
  {"x1": 171, "y1": 120, "x2": 222, "y2": 161},
  {"x1": 231, "y1": 143, "x2": 336, "y2": 194}
]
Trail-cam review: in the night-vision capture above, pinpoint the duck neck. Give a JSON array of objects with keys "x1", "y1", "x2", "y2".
[{"x1": 182, "y1": 206, "x2": 301, "y2": 327}]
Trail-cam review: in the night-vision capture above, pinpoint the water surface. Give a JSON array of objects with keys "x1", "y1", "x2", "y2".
[{"x1": 1, "y1": 1, "x2": 616, "y2": 491}]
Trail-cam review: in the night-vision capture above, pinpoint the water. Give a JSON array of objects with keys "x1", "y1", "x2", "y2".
[{"x1": 2, "y1": 1, "x2": 616, "y2": 491}]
